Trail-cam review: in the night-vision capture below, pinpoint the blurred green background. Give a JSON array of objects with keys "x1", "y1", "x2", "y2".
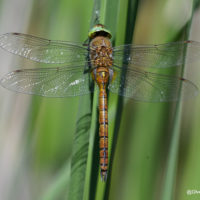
[{"x1": 0, "y1": 0, "x2": 200, "y2": 200}]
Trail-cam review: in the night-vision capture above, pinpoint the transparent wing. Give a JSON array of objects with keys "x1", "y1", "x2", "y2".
[
  {"x1": 108, "y1": 67, "x2": 198, "y2": 102},
  {"x1": 0, "y1": 33, "x2": 88, "y2": 65},
  {"x1": 113, "y1": 41, "x2": 200, "y2": 68},
  {"x1": 0, "y1": 66, "x2": 93, "y2": 97}
]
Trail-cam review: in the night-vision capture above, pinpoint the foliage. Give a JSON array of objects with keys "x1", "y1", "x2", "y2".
[{"x1": 0, "y1": 0, "x2": 200, "y2": 200}]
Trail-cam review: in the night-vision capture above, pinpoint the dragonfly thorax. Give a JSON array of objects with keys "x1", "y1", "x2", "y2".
[{"x1": 89, "y1": 36, "x2": 113, "y2": 68}]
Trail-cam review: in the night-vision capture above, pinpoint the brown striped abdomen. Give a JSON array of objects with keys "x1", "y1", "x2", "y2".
[
  {"x1": 92, "y1": 67, "x2": 110, "y2": 181},
  {"x1": 99, "y1": 86, "x2": 108, "y2": 181}
]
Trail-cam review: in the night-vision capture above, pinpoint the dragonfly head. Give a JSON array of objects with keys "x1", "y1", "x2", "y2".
[{"x1": 88, "y1": 24, "x2": 112, "y2": 39}]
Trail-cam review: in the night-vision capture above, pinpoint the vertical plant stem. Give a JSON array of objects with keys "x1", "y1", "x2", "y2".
[{"x1": 161, "y1": 2, "x2": 196, "y2": 200}]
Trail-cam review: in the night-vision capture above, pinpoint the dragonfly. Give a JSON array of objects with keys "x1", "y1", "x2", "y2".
[{"x1": 0, "y1": 24, "x2": 199, "y2": 181}]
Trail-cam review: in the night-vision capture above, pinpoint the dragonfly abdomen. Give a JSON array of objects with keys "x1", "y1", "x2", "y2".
[
  {"x1": 99, "y1": 86, "x2": 108, "y2": 181},
  {"x1": 93, "y1": 67, "x2": 110, "y2": 181}
]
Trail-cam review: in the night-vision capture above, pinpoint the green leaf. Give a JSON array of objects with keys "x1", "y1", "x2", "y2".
[{"x1": 161, "y1": 2, "x2": 199, "y2": 200}]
